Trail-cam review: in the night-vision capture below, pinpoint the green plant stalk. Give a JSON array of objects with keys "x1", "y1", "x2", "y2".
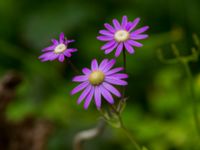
[
  {"x1": 118, "y1": 115, "x2": 142, "y2": 150},
  {"x1": 183, "y1": 62, "x2": 200, "y2": 136}
]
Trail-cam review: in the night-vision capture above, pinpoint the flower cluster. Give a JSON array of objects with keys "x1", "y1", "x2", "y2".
[{"x1": 39, "y1": 16, "x2": 149, "y2": 109}]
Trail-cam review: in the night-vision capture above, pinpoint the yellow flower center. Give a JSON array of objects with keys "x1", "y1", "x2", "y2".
[
  {"x1": 114, "y1": 30, "x2": 129, "y2": 42},
  {"x1": 54, "y1": 43, "x2": 67, "y2": 54},
  {"x1": 89, "y1": 71, "x2": 105, "y2": 85}
]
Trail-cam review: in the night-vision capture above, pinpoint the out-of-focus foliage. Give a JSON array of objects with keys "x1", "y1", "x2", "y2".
[{"x1": 0, "y1": 0, "x2": 200, "y2": 149}]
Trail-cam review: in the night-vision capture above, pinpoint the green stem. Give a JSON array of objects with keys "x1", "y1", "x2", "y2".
[
  {"x1": 119, "y1": 116, "x2": 142, "y2": 150},
  {"x1": 183, "y1": 62, "x2": 200, "y2": 136},
  {"x1": 118, "y1": 50, "x2": 127, "y2": 112}
]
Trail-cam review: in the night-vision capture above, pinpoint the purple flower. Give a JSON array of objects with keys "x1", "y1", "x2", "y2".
[
  {"x1": 39, "y1": 33, "x2": 77, "y2": 62},
  {"x1": 97, "y1": 16, "x2": 149, "y2": 57},
  {"x1": 71, "y1": 59, "x2": 128, "y2": 109}
]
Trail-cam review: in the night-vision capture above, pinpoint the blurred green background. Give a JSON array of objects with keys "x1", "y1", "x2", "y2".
[{"x1": 0, "y1": 0, "x2": 200, "y2": 149}]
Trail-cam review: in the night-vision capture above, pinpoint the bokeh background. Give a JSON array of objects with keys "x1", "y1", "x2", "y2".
[{"x1": 0, "y1": 0, "x2": 200, "y2": 149}]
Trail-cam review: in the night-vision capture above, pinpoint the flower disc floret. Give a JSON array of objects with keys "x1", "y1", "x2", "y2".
[
  {"x1": 54, "y1": 43, "x2": 67, "y2": 54},
  {"x1": 114, "y1": 30, "x2": 129, "y2": 42},
  {"x1": 89, "y1": 71, "x2": 105, "y2": 85}
]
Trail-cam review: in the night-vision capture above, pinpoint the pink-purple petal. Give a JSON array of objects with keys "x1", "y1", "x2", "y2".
[
  {"x1": 97, "y1": 36, "x2": 114, "y2": 41},
  {"x1": 124, "y1": 42, "x2": 134, "y2": 54},
  {"x1": 104, "y1": 42, "x2": 118, "y2": 54},
  {"x1": 121, "y1": 16, "x2": 128, "y2": 28},
  {"x1": 105, "y1": 67, "x2": 124, "y2": 75},
  {"x1": 42, "y1": 45, "x2": 56, "y2": 52},
  {"x1": 101, "y1": 40, "x2": 116, "y2": 50},
  {"x1": 51, "y1": 39, "x2": 59, "y2": 45},
  {"x1": 99, "y1": 59, "x2": 109, "y2": 70},
  {"x1": 102, "y1": 82, "x2": 121, "y2": 97},
  {"x1": 128, "y1": 18, "x2": 140, "y2": 32},
  {"x1": 91, "y1": 59, "x2": 98, "y2": 71},
  {"x1": 105, "y1": 77, "x2": 128, "y2": 85},
  {"x1": 77, "y1": 85, "x2": 92, "y2": 104},
  {"x1": 84, "y1": 86, "x2": 94, "y2": 109},
  {"x1": 130, "y1": 34, "x2": 148, "y2": 40},
  {"x1": 94, "y1": 86, "x2": 101, "y2": 109},
  {"x1": 132, "y1": 26, "x2": 149, "y2": 34},
  {"x1": 113, "y1": 19, "x2": 121, "y2": 30},
  {"x1": 128, "y1": 40, "x2": 143, "y2": 47},
  {"x1": 73, "y1": 75, "x2": 88, "y2": 82},
  {"x1": 102, "y1": 59, "x2": 116, "y2": 72},
  {"x1": 115, "y1": 42, "x2": 123, "y2": 57},
  {"x1": 58, "y1": 54, "x2": 65, "y2": 62},
  {"x1": 71, "y1": 81, "x2": 89, "y2": 95},
  {"x1": 104, "y1": 23, "x2": 115, "y2": 33},
  {"x1": 59, "y1": 32, "x2": 65, "y2": 43},
  {"x1": 99, "y1": 85, "x2": 114, "y2": 104},
  {"x1": 99, "y1": 30, "x2": 113, "y2": 36},
  {"x1": 82, "y1": 68, "x2": 91, "y2": 75},
  {"x1": 109, "y1": 73, "x2": 128, "y2": 79}
]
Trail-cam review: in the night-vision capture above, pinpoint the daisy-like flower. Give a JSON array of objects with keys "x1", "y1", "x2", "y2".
[
  {"x1": 71, "y1": 59, "x2": 128, "y2": 109},
  {"x1": 39, "y1": 33, "x2": 77, "y2": 62},
  {"x1": 97, "y1": 16, "x2": 149, "y2": 57}
]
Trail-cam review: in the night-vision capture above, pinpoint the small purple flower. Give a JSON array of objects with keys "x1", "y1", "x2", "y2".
[
  {"x1": 39, "y1": 33, "x2": 77, "y2": 62},
  {"x1": 71, "y1": 59, "x2": 128, "y2": 109},
  {"x1": 97, "y1": 16, "x2": 149, "y2": 57}
]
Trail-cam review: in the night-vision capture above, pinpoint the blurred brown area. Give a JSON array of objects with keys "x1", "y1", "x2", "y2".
[{"x1": 0, "y1": 71, "x2": 53, "y2": 150}]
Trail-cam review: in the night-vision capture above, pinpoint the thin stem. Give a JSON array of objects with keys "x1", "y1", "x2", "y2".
[
  {"x1": 119, "y1": 116, "x2": 142, "y2": 150},
  {"x1": 183, "y1": 62, "x2": 200, "y2": 136},
  {"x1": 67, "y1": 59, "x2": 80, "y2": 74},
  {"x1": 118, "y1": 50, "x2": 127, "y2": 112},
  {"x1": 123, "y1": 49, "x2": 127, "y2": 72}
]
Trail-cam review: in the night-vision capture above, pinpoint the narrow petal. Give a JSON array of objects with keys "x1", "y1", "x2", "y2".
[
  {"x1": 91, "y1": 59, "x2": 98, "y2": 71},
  {"x1": 128, "y1": 18, "x2": 140, "y2": 32},
  {"x1": 102, "y1": 59, "x2": 116, "y2": 72},
  {"x1": 132, "y1": 26, "x2": 149, "y2": 34},
  {"x1": 99, "y1": 85, "x2": 114, "y2": 104},
  {"x1": 72, "y1": 75, "x2": 88, "y2": 82},
  {"x1": 67, "y1": 48, "x2": 78, "y2": 53},
  {"x1": 97, "y1": 36, "x2": 113, "y2": 41},
  {"x1": 82, "y1": 68, "x2": 91, "y2": 75},
  {"x1": 113, "y1": 19, "x2": 121, "y2": 30},
  {"x1": 104, "y1": 23, "x2": 115, "y2": 33},
  {"x1": 71, "y1": 81, "x2": 89, "y2": 95},
  {"x1": 77, "y1": 85, "x2": 92, "y2": 104},
  {"x1": 105, "y1": 77, "x2": 128, "y2": 85},
  {"x1": 99, "y1": 30, "x2": 113, "y2": 37},
  {"x1": 59, "y1": 32, "x2": 65, "y2": 43},
  {"x1": 94, "y1": 86, "x2": 101, "y2": 109},
  {"x1": 124, "y1": 42, "x2": 134, "y2": 54},
  {"x1": 101, "y1": 40, "x2": 116, "y2": 50},
  {"x1": 52, "y1": 39, "x2": 59, "y2": 45},
  {"x1": 99, "y1": 59, "x2": 109, "y2": 70},
  {"x1": 130, "y1": 34, "x2": 148, "y2": 40},
  {"x1": 58, "y1": 54, "x2": 65, "y2": 62},
  {"x1": 105, "y1": 67, "x2": 124, "y2": 75},
  {"x1": 109, "y1": 73, "x2": 128, "y2": 79},
  {"x1": 84, "y1": 86, "x2": 94, "y2": 109},
  {"x1": 64, "y1": 51, "x2": 72, "y2": 57},
  {"x1": 102, "y1": 82, "x2": 121, "y2": 97},
  {"x1": 115, "y1": 43, "x2": 123, "y2": 57},
  {"x1": 125, "y1": 22, "x2": 133, "y2": 31},
  {"x1": 42, "y1": 45, "x2": 56, "y2": 52},
  {"x1": 121, "y1": 16, "x2": 128, "y2": 28},
  {"x1": 104, "y1": 42, "x2": 118, "y2": 54},
  {"x1": 65, "y1": 40, "x2": 75, "y2": 44},
  {"x1": 49, "y1": 54, "x2": 59, "y2": 61},
  {"x1": 127, "y1": 40, "x2": 143, "y2": 47}
]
